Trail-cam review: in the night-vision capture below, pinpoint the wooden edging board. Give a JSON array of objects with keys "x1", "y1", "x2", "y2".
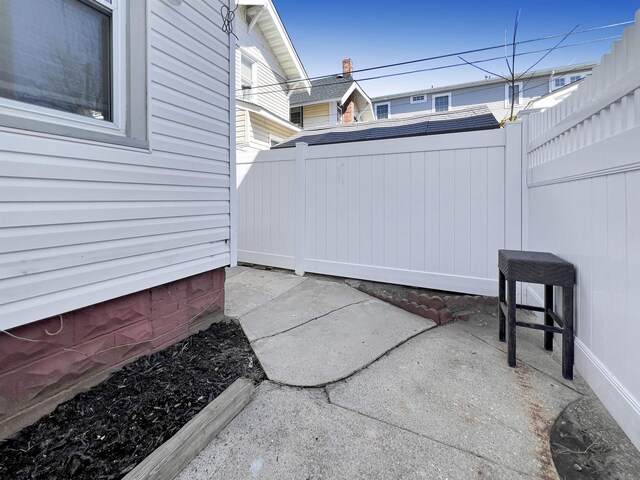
[{"x1": 124, "y1": 378, "x2": 255, "y2": 480}]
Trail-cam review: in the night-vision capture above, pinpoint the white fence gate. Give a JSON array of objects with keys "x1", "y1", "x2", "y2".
[
  {"x1": 237, "y1": 125, "x2": 522, "y2": 296},
  {"x1": 523, "y1": 11, "x2": 640, "y2": 449}
]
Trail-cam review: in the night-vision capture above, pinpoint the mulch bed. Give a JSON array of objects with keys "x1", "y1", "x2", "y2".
[{"x1": 0, "y1": 320, "x2": 264, "y2": 480}]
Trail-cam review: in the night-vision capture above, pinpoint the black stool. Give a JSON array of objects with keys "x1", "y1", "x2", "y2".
[{"x1": 498, "y1": 250, "x2": 576, "y2": 380}]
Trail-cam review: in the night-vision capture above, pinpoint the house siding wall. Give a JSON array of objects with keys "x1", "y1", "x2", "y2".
[
  {"x1": 0, "y1": 0, "x2": 233, "y2": 438},
  {"x1": 245, "y1": 112, "x2": 297, "y2": 150},
  {"x1": 303, "y1": 103, "x2": 331, "y2": 129},
  {"x1": 235, "y1": 6, "x2": 290, "y2": 121},
  {"x1": 382, "y1": 76, "x2": 553, "y2": 121},
  {"x1": 0, "y1": 0, "x2": 232, "y2": 332}
]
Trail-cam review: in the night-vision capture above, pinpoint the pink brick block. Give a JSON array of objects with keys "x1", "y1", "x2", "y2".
[
  {"x1": 151, "y1": 324, "x2": 189, "y2": 352},
  {"x1": 407, "y1": 291, "x2": 421, "y2": 304},
  {"x1": 113, "y1": 322, "x2": 152, "y2": 365},
  {"x1": 73, "y1": 292, "x2": 150, "y2": 343},
  {"x1": 439, "y1": 308, "x2": 454, "y2": 325},
  {"x1": 150, "y1": 298, "x2": 188, "y2": 319},
  {"x1": 427, "y1": 296, "x2": 446, "y2": 311},
  {"x1": 3, "y1": 348, "x2": 98, "y2": 407},
  {"x1": 213, "y1": 268, "x2": 226, "y2": 290},
  {"x1": 0, "y1": 315, "x2": 74, "y2": 375},
  {"x1": 187, "y1": 271, "x2": 215, "y2": 298},
  {"x1": 187, "y1": 288, "x2": 223, "y2": 319},
  {"x1": 151, "y1": 282, "x2": 187, "y2": 308}
]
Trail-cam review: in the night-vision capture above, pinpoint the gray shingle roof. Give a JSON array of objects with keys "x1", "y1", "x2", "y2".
[
  {"x1": 273, "y1": 105, "x2": 499, "y2": 149},
  {"x1": 290, "y1": 74, "x2": 355, "y2": 106}
]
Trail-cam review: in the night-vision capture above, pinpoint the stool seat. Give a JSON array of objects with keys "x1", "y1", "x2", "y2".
[
  {"x1": 499, "y1": 250, "x2": 574, "y2": 287},
  {"x1": 498, "y1": 249, "x2": 576, "y2": 380}
]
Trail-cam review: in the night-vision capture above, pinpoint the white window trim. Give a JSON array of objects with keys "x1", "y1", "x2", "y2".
[
  {"x1": 410, "y1": 94, "x2": 427, "y2": 104},
  {"x1": 374, "y1": 101, "x2": 390, "y2": 119},
  {"x1": 432, "y1": 92, "x2": 452, "y2": 112},
  {"x1": 549, "y1": 72, "x2": 588, "y2": 92},
  {"x1": 504, "y1": 82, "x2": 523, "y2": 108},
  {"x1": 0, "y1": 0, "x2": 129, "y2": 141}
]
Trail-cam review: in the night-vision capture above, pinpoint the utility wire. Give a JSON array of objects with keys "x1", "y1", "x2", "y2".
[
  {"x1": 236, "y1": 20, "x2": 632, "y2": 92},
  {"x1": 241, "y1": 35, "x2": 619, "y2": 99}
]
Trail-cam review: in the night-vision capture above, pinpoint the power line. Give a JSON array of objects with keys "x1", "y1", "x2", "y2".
[
  {"x1": 236, "y1": 20, "x2": 632, "y2": 92},
  {"x1": 242, "y1": 35, "x2": 619, "y2": 99}
]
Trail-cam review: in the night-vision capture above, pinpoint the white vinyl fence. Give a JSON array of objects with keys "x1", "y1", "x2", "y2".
[
  {"x1": 523, "y1": 11, "x2": 640, "y2": 449},
  {"x1": 238, "y1": 126, "x2": 522, "y2": 296}
]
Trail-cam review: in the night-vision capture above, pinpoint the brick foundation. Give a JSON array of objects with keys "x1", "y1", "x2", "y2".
[{"x1": 0, "y1": 268, "x2": 225, "y2": 439}]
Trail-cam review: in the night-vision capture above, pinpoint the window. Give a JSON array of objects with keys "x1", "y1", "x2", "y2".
[
  {"x1": 570, "y1": 75, "x2": 582, "y2": 83},
  {"x1": 241, "y1": 56, "x2": 256, "y2": 102},
  {"x1": 375, "y1": 102, "x2": 390, "y2": 119},
  {"x1": 554, "y1": 77, "x2": 566, "y2": 88},
  {"x1": 0, "y1": 0, "x2": 148, "y2": 147},
  {"x1": 505, "y1": 82, "x2": 523, "y2": 107},
  {"x1": 290, "y1": 106, "x2": 303, "y2": 127},
  {"x1": 410, "y1": 94, "x2": 426, "y2": 104},
  {"x1": 433, "y1": 93, "x2": 450, "y2": 112}
]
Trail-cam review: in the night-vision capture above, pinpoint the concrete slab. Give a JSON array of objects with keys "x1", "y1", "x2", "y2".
[
  {"x1": 327, "y1": 319, "x2": 582, "y2": 478},
  {"x1": 177, "y1": 382, "x2": 530, "y2": 480},
  {"x1": 252, "y1": 299, "x2": 436, "y2": 387},
  {"x1": 240, "y1": 278, "x2": 371, "y2": 341},
  {"x1": 224, "y1": 269, "x2": 306, "y2": 319},
  {"x1": 225, "y1": 266, "x2": 250, "y2": 279},
  {"x1": 454, "y1": 310, "x2": 589, "y2": 393}
]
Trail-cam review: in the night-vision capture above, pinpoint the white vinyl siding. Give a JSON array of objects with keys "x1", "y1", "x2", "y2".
[
  {"x1": 0, "y1": 0, "x2": 233, "y2": 330},
  {"x1": 244, "y1": 111, "x2": 297, "y2": 151},
  {"x1": 235, "y1": 7, "x2": 290, "y2": 120}
]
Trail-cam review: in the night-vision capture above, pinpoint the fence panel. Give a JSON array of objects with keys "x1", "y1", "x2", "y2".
[
  {"x1": 525, "y1": 11, "x2": 640, "y2": 450},
  {"x1": 238, "y1": 127, "x2": 513, "y2": 296}
]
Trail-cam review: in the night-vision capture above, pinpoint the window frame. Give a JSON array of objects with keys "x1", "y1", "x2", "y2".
[
  {"x1": 374, "y1": 102, "x2": 390, "y2": 120},
  {"x1": 504, "y1": 82, "x2": 523, "y2": 108},
  {"x1": 432, "y1": 93, "x2": 451, "y2": 112},
  {"x1": 410, "y1": 94, "x2": 427, "y2": 104},
  {"x1": 0, "y1": 0, "x2": 147, "y2": 148},
  {"x1": 240, "y1": 52, "x2": 258, "y2": 103},
  {"x1": 289, "y1": 106, "x2": 303, "y2": 128}
]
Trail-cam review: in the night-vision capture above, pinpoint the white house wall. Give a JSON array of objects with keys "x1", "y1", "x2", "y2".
[
  {"x1": 0, "y1": 0, "x2": 232, "y2": 330},
  {"x1": 236, "y1": 7, "x2": 290, "y2": 120}
]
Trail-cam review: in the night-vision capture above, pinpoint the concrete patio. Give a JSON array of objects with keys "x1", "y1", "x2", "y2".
[{"x1": 178, "y1": 267, "x2": 588, "y2": 480}]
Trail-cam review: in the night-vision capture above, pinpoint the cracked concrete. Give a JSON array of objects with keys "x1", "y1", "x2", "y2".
[{"x1": 181, "y1": 267, "x2": 588, "y2": 479}]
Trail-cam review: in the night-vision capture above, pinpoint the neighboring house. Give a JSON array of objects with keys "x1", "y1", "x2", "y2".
[
  {"x1": 273, "y1": 105, "x2": 499, "y2": 148},
  {"x1": 289, "y1": 58, "x2": 375, "y2": 129},
  {"x1": 235, "y1": 0, "x2": 310, "y2": 150},
  {"x1": 372, "y1": 62, "x2": 597, "y2": 122},
  {"x1": 0, "y1": 0, "x2": 234, "y2": 436},
  {"x1": 523, "y1": 76, "x2": 586, "y2": 112}
]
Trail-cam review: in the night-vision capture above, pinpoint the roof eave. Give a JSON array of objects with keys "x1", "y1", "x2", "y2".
[{"x1": 237, "y1": 0, "x2": 311, "y2": 93}]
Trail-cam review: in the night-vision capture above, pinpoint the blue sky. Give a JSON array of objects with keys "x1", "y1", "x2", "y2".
[{"x1": 272, "y1": 1, "x2": 637, "y2": 97}]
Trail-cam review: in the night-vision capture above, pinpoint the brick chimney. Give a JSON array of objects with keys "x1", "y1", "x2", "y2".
[
  {"x1": 342, "y1": 58, "x2": 353, "y2": 75},
  {"x1": 340, "y1": 58, "x2": 355, "y2": 124}
]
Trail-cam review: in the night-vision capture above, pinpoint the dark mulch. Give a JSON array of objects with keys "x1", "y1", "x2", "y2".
[
  {"x1": 0, "y1": 320, "x2": 264, "y2": 480},
  {"x1": 551, "y1": 395, "x2": 640, "y2": 479}
]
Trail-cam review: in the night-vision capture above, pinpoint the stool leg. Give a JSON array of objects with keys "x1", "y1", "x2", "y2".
[
  {"x1": 562, "y1": 286, "x2": 574, "y2": 380},
  {"x1": 508, "y1": 280, "x2": 517, "y2": 367},
  {"x1": 499, "y1": 271, "x2": 506, "y2": 342},
  {"x1": 544, "y1": 284, "x2": 554, "y2": 351}
]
